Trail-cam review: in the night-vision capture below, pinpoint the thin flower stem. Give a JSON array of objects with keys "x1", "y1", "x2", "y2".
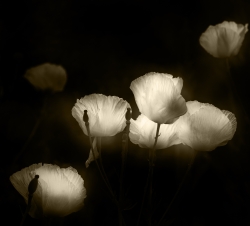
[
  {"x1": 148, "y1": 123, "x2": 161, "y2": 226},
  {"x1": 156, "y1": 150, "x2": 197, "y2": 226},
  {"x1": 97, "y1": 137, "x2": 111, "y2": 191},
  {"x1": 119, "y1": 121, "x2": 130, "y2": 226},
  {"x1": 136, "y1": 123, "x2": 161, "y2": 226},
  {"x1": 225, "y1": 59, "x2": 250, "y2": 124},
  {"x1": 84, "y1": 119, "x2": 126, "y2": 226},
  {"x1": 20, "y1": 194, "x2": 33, "y2": 226}
]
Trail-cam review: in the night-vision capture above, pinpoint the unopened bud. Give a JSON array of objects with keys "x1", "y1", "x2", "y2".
[
  {"x1": 125, "y1": 108, "x2": 131, "y2": 121},
  {"x1": 28, "y1": 175, "x2": 39, "y2": 195},
  {"x1": 83, "y1": 110, "x2": 89, "y2": 123}
]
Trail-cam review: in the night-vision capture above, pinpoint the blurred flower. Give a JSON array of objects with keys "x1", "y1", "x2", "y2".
[
  {"x1": 176, "y1": 101, "x2": 237, "y2": 151},
  {"x1": 10, "y1": 163, "x2": 86, "y2": 218},
  {"x1": 24, "y1": 63, "x2": 67, "y2": 92},
  {"x1": 199, "y1": 21, "x2": 248, "y2": 58},
  {"x1": 129, "y1": 114, "x2": 181, "y2": 149},
  {"x1": 72, "y1": 94, "x2": 131, "y2": 137},
  {"x1": 130, "y1": 72, "x2": 187, "y2": 124}
]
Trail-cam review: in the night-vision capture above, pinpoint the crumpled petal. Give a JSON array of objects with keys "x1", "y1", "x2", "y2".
[
  {"x1": 176, "y1": 101, "x2": 237, "y2": 151},
  {"x1": 24, "y1": 63, "x2": 67, "y2": 92},
  {"x1": 199, "y1": 21, "x2": 248, "y2": 58},
  {"x1": 129, "y1": 114, "x2": 181, "y2": 149},
  {"x1": 10, "y1": 164, "x2": 86, "y2": 218},
  {"x1": 85, "y1": 137, "x2": 99, "y2": 168},
  {"x1": 72, "y1": 94, "x2": 131, "y2": 137},
  {"x1": 130, "y1": 72, "x2": 187, "y2": 124}
]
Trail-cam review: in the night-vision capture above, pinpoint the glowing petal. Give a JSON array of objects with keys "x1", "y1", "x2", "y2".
[
  {"x1": 177, "y1": 101, "x2": 237, "y2": 151},
  {"x1": 199, "y1": 21, "x2": 248, "y2": 58},
  {"x1": 10, "y1": 164, "x2": 86, "y2": 218},
  {"x1": 129, "y1": 114, "x2": 181, "y2": 149},
  {"x1": 130, "y1": 72, "x2": 187, "y2": 124},
  {"x1": 72, "y1": 94, "x2": 131, "y2": 137}
]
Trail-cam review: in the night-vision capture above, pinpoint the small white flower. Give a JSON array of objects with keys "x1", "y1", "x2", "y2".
[
  {"x1": 130, "y1": 72, "x2": 187, "y2": 124},
  {"x1": 176, "y1": 101, "x2": 237, "y2": 151},
  {"x1": 10, "y1": 163, "x2": 86, "y2": 218},
  {"x1": 199, "y1": 21, "x2": 248, "y2": 58},
  {"x1": 24, "y1": 63, "x2": 67, "y2": 92},
  {"x1": 72, "y1": 94, "x2": 131, "y2": 137},
  {"x1": 129, "y1": 114, "x2": 181, "y2": 149}
]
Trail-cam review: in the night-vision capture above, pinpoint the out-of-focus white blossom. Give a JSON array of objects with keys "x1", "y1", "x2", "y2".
[
  {"x1": 72, "y1": 94, "x2": 131, "y2": 137},
  {"x1": 130, "y1": 72, "x2": 187, "y2": 124},
  {"x1": 199, "y1": 21, "x2": 248, "y2": 58},
  {"x1": 129, "y1": 114, "x2": 181, "y2": 149},
  {"x1": 10, "y1": 163, "x2": 86, "y2": 218},
  {"x1": 176, "y1": 101, "x2": 237, "y2": 151},
  {"x1": 24, "y1": 63, "x2": 67, "y2": 92}
]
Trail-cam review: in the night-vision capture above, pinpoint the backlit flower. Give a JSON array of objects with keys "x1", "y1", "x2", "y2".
[
  {"x1": 72, "y1": 94, "x2": 131, "y2": 137},
  {"x1": 130, "y1": 72, "x2": 187, "y2": 124},
  {"x1": 10, "y1": 163, "x2": 86, "y2": 218},
  {"x1": 24, "y1": 63, "x2": 67, "y2": 92},
  {"x1": 176, "y1": 101, "x2": 237, "y2": 151},
  {"x1": 199, "y1": 21, "x2": 248, "y2": 58},
  {"x1": 129, "y1": 114, "x2": 181, "y2": 149}
]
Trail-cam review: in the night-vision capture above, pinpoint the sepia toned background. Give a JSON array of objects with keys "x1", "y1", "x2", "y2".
[{"x1": 1, "y1": 0, "x2": 250, "y2": 225}]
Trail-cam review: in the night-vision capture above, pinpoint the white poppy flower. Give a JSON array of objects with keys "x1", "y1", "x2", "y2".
[
  {"x1": 176, "y1": 101, "x2": 237, "y2": 151},
  {"x1": 24, "y1": 63, "x2": 67, "y2": 92},
  {"x1": 130, "y1": 72, "x2": 187, "y2": 124},
  {"x1": 10, "y1": 163, "x2": 86, "y2": 218},
  {"x1": 72, "y1": 94, "x2": 131, "y2": 137},
  {"x1": 129, "y1": 114, "x2": 181, "y2": 149},
  {"x1": 199, "y1": 21, "x2": 248, "y2": 58}
]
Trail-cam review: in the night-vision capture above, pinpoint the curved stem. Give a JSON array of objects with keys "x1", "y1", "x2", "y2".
[
  {"x1": 136, "y1": 123, "x2": 161, "y2": 226},
  {"x1": 156, "y1": 150, "x2": 197, "y2": 226}
]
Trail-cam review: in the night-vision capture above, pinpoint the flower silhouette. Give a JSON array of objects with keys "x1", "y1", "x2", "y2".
[
  {"x1": 176, "y1": 101, "x2": 237, "y2": 151},
  {"x1": 199, "y1": 21, "x2": 248, "y2": 58},
  {"x1": 24, "y1": 63, "x2": 67, "y2": 92},
  {"x1": 129, "y1": 114, "x2": 181, "y2": 149},
  {"x1": 72, "y1": 94, "x2": 131, "y2": 137},
  {"x1": 10, "y1": 163, "x2": 86, "y2": 218},
  {"x1": 130, "y1": 72, "x2": 187, "y2": 124}
]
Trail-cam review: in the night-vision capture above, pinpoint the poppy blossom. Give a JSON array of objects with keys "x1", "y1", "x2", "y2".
[
  {"x1": 24, "y1": 63, "x2": 67, "y2": 92},
  {"x1": 130, "y1": 72, "x2": 187, "y2": 124},
  {"x1": 199, "y1": 21, "x2": 248, "y2": 58},
  {"x1": 176, "y1": 101, "x2": 237, "y2": 151},
  {"x1": 72, "y1": 94, "x2": 131, "y2": 137},
  {"x1": 10, "y1": 163, "x2": 86, "y2": 218}
]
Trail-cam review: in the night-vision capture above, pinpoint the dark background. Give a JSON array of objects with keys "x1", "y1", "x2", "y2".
[{"x1": 1, "y1": 0, "x2": 250, "y2": 225}]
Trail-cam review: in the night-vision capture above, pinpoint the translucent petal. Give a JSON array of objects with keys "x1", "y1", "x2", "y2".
[
  {"x1": 9, "y1": 163, "x2": 42, "y2": 203},
  {"x1": 199, "y1": 21, "x2": 248, "y2": 58},
  {"x1": 129, "y1": 114, "x2": 181, "y2": 149},
  {"x1": 130, "y1": 72, "x2": 187, "y2": 124},
  {"x1": 10, "y1": 164, "x2": 86, "y2": 218},
  {"x1": 177, "y1": 101, "x2": 237, "y2": 151},
  {"x1": 72, "y1": 94, "x2": 130, "y2": 137}
]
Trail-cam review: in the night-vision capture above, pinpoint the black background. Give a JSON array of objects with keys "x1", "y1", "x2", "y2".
[{"x1": 1, "y1": 0, "x2": 250, "y2": 225}]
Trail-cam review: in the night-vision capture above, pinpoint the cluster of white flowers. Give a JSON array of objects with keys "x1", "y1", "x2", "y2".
[
  {"x1": 72, "y1": 72, "x2": 236, "y2": 153},
  {"x1": 10, "y1": 20, "x2": 246, "y2": 222}
]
